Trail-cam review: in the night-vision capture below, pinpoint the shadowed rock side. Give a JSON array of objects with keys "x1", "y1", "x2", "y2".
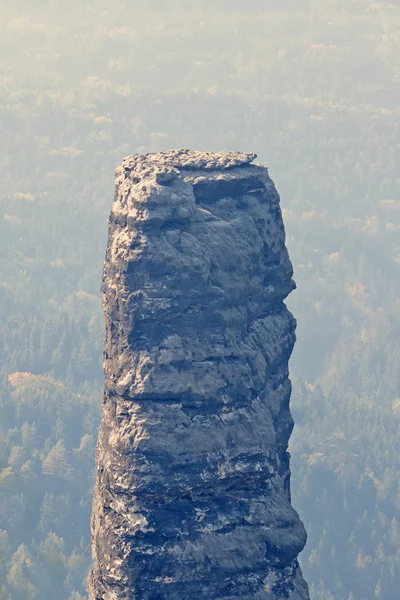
[{"x1": 88, "y1": 150, "x2": 309, "y2": 600}]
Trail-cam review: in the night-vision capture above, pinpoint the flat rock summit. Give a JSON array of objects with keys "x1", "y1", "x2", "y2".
[{"x1": 89, "y1": 150, "x2": 309, "y2": 600}]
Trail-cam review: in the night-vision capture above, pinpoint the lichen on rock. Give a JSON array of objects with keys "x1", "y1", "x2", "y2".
[{"x1": 88, "y1": 150, "x2": 309, "y2": 600}]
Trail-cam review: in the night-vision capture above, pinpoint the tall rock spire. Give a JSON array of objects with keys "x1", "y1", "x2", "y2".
[{"x1": 88, "y1": 150, "x2": 309, "y2": 600}]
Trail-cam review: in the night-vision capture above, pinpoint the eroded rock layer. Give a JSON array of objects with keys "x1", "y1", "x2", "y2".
[{"x1": 89, "y1": 150, "x2": 309, "y2": 600}]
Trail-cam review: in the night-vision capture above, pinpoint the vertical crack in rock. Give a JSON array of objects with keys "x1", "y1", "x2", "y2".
[{"x1": 88, "y1": 150, "x2": 309, "y2": 600}]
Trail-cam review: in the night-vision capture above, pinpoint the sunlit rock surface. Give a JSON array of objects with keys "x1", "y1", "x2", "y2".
[{"x1": 88, "y1": 150, "x2": 309, "y2": 600}]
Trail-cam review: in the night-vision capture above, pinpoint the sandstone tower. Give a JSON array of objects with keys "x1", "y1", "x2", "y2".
[{"x1": 89, "y1": 150, "x2": 309, "y2": 600}]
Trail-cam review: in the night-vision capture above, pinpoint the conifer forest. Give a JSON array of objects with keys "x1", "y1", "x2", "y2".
[{"x1": 0, "y1": 1, "x2": 400, "y2": 598}]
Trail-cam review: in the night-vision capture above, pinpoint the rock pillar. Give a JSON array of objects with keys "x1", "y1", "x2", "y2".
[{"x1": 89, "y1": 150, "x2": 309, "y2": 600}]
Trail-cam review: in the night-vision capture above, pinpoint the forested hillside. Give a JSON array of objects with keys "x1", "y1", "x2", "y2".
[{"x1": 1, "y1": 1, "x2": 399, "y2": 598}]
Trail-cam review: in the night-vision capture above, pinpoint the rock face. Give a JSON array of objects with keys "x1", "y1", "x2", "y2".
[{"x1": 88, "y1": 150, "x2": 309, "y2": 600}]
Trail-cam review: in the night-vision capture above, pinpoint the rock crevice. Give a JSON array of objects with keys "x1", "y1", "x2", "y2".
[{"x1": 89, "y1": 150, "x2": 309, "y2": 600}]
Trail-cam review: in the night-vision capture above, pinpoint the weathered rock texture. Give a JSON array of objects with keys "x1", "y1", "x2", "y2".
[{"x1": 89, "y1": 150, "x2": 309, "y2": 600}]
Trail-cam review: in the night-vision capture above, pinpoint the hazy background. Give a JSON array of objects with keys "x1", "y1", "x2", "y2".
[{"x1": 1, "y1": 1, "x2": 400, "y2": 598}]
